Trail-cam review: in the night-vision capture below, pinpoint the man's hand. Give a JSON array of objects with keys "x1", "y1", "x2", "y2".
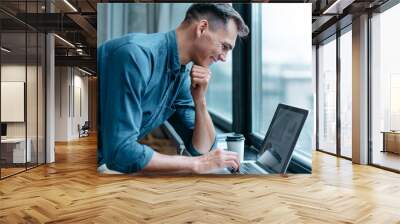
[
  {"x1": 190, "y1": 65, "x2": 211, "y2": 105},
  {"x1": 192, "y1": 148, "x2": 240, "y2": 174}
]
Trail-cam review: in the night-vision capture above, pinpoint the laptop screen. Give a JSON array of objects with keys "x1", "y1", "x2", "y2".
[
  {"x1": 256, "y1": 104, "x2": 308, "y2": 173},
  {"x1": 1, "y1": 123, "x2": 7, "y2": 137}
]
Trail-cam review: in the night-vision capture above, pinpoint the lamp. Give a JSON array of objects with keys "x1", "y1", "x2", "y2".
[
  {"x1": 322, "y1": 0, "x2": 355, "y2": 15},
  {"x1": 78, "y1": 67, "x2": 93, "y2": 76},
  {"x1": 63, "y1": 0, "x2": 78, "y2": 12},
  {"x1": 1, "y1": 47, "x2": 11, "y2": 53},
  {"x1": 54, "y1": 34, "x2": 75, "y2": 48}
]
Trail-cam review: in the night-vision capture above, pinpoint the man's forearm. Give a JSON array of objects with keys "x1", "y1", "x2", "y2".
[
  {"x1": 192, "y1": 97, "x2": 216, "y2": 154},
  {"x1": 142, "y1": 147, "x2": 240, "y2": 174},
  {"x1": 141, "y1": 151, "x2": 196, "y2": 173}
]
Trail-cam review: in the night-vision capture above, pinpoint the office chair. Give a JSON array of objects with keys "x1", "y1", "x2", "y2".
[{"x1": 78, "y1": 121, "x2": 90, "y2": 138}]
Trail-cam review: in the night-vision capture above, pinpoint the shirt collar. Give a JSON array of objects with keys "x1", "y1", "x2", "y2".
[{"x1": 166, "y1": 30, "x2": 187, "y2": 74}]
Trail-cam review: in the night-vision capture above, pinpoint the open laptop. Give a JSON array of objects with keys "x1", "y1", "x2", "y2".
[{"x1": 224, "y1": 103, "x2": 309, "y2": 174}]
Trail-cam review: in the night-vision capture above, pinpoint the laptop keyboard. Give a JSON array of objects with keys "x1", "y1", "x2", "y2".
[{"x1": 238, "y1": 163, "x2": 261, "y2": 174}]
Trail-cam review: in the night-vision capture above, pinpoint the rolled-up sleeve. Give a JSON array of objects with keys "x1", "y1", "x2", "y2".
[
  {"x1": 98, "y1": 42, "x2": 154, "y2": 173},
  {"x1": 168, "y1": 74, "x2": 216, "y2": 156}
]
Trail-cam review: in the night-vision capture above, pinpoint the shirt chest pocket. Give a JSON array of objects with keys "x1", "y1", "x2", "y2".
[{"x1": 140, "y1": 70, "x2": 181, "y2": 132}]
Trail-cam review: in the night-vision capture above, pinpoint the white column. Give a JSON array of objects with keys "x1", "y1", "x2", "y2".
[
  {"x1": 46, "y1": 33, "x2": 55, "y2": 163},
  {"x1": 352, "y1": 14, "x2": 369, "y2": 164},
  {"x1": 45, "y1": 1, "x2": 55, "y2": 163}
]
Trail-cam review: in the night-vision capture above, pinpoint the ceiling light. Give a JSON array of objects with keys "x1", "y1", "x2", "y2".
[
  {"x1": 76, "y1": 48, "x2": 85, "y2": 55},
  {"x1": 1, "y1": 47, "x2": 11, "y2": 53},
  {"x1": 322, "y1": 0, "x2": 355, "y2": 15},
  {"x1": 54, "y1": 34, "x2": 75, "y2": 48},
  {"x1": 78, "y1": 67, "x2": 92, "y2": 76},
  {"x1": 63, "y1": 0, "x2": 78, "y2": 12}
]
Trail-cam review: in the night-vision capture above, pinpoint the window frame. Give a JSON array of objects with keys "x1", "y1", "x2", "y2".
[
  {"x1": 0, "y1": 3, "x2": 48, "y2": 180},
  {"x1": 313, "y1": 0, "x2": 400, "y2": 174},
  {"x1": 338, "y1": 24, "x2": 353, "y2": 159},
  {"x1": 316, "y1": 33, "x2": 338, "y2": 156},
  {"x1": 315, "y1": 21, "x2": 353, "y2": 161},
  {"x1": 368, "y1": 0, "x2": 400, "y2": 173}
]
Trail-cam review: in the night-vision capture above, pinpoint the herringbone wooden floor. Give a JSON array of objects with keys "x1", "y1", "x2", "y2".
[{"x1": 1, "y1": 134, "x2": 400, "y2": 223}]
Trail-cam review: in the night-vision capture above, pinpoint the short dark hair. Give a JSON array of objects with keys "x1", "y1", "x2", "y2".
[{"x1": 184, "y1": 3, "x2": 249, "y2": 37}]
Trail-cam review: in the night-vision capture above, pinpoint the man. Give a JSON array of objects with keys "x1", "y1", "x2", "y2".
[{"x1": 97, "y1": 3, "x2": 249, "y2": 174}]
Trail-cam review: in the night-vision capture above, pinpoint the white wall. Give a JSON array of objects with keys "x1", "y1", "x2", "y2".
[
  {"x1": 54, "y1": 67, "x2": 89, "y2": 141},
  {"x1": 71, "y1": 72, "x2": 89, "y2": 138},
  {"x1": 1, "y1": 66, "x2": 26, "y2": 134},
  {"x1": 1, "y1": 64, "x2": 46, "y2": 164},
  {"x1": 1, "y1": 65, "x2": 41, "y2": 138},
  {"x1": 55, "y1": 66, "x2": 69, "y2": 141}
]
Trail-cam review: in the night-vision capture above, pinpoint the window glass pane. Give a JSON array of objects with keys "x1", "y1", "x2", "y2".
[
  {"x1": 1, "y1": 11, "x2": 28, "y2": 177},
  {"x1": 318, "y1": 37, "x2": 337, "y2": 154},
  {"x1": 371, "y1": 3, "x2": 400, "y2": 171},
  {"x1": 252, "y1": 4, "x2": 313, "y2": 157},
  {"x1": 27, "y1": 31, "x2": 38, "y2": 169},
  {"x1": 206, "y1": 54, "x2": 232, "y2": 121},
  {"x1": 38, "y1": 32, "x2": 45, "y2": 165},
  {"x1": 340, "y1": 29, "x2": 352, "y2": 158},
  {"x1": 26, "y1": 0, "x2": 41, "y2": 170}
]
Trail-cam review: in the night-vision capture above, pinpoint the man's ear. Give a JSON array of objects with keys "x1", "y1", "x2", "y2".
[{"x1": 196, "y1": 19, "x2": 209, "y2": 37}]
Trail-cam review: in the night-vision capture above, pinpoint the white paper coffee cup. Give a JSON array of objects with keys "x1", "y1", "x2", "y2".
[{"x1": 226, "y1": 134, "x2": 245, "y2": 162}]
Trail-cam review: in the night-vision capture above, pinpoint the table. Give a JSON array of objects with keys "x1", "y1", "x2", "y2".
[
  {"x1": 381, "y1": 131, "x2": 400, "y2": 154},
  {"x1": 1, "y1": 138, "x2": 31, "y2": 163}
]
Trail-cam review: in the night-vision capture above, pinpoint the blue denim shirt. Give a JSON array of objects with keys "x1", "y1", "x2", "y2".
[{"x1": 97, "y1": 30, "x2": 209, "y2": 173}]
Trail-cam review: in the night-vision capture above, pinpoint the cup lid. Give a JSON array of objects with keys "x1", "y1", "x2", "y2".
[{"x1": 226, "y1": 133, "x2": 245, "y2": 141}]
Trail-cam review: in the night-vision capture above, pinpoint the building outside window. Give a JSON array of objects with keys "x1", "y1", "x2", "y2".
[
  {"x1": 317, "y1": 36, "x2": 337, "y2": 155},
  {"x1": 340, "y1": 28, "x2": 352, "y2": 158},
  {"x1": 252, "y1": 3, "x2": 313, "y2": 160}
]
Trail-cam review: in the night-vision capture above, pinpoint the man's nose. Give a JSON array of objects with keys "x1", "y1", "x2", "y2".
[{"x1": 218, "y1": 53, "x2": 226, "y2": 62}]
